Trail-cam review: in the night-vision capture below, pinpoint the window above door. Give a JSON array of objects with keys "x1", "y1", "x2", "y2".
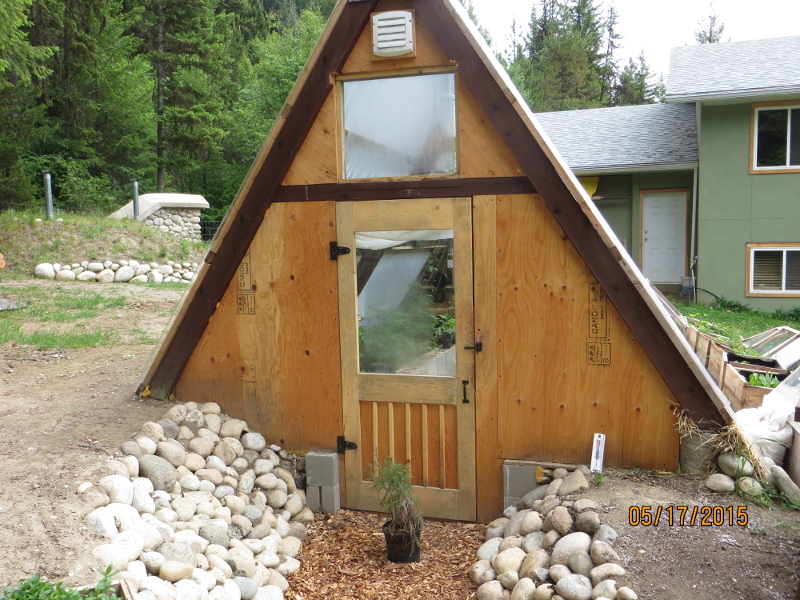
[
  {"x1": 751, "y1": 101, "x2": 800, "y2": 173},
  {"x1": 340, "y1": 71, "x2": 458, "y2": 180}
]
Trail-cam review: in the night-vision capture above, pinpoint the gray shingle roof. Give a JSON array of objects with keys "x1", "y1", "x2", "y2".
[
  {"x1": 666, "y1": 36, "x2": 800, "y2": 101},
  {"x1": 535, "y1": 103, "x2": 697, "y2": 173}
]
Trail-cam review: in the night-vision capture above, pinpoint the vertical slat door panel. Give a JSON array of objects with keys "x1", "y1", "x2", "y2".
[{"x1": 339, "y1": 198, "x2": 476, "y2": 521}]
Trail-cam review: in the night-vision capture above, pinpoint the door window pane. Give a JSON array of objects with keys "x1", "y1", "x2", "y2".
[
  {"x1": 342, "y1": 73, "x2": 457, "y2": 179},
  {"x1": 356, "y1": 231, "x2": 455, "y2": 375}
]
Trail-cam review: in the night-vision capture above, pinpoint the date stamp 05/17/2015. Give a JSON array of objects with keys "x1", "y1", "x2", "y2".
[{"x1": 628, "y1": 505, "x2": 749, "y2": 527}]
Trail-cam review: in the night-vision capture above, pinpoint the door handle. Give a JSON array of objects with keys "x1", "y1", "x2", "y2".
[
  {"x1": 464, "y1": 341, "x2": 483, "y2": 352},
  {"x1": 462, "y1": 380, "x2": 470, "y2": 404}
]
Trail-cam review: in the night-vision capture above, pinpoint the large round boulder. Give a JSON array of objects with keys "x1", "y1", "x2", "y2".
[{"x1": 139, "y1": 454, "x2": 179, "y2": 491}]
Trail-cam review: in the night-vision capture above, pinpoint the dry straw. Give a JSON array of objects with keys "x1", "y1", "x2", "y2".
[
  {"x1": 671, "y1": 401, "x2": 766, "y2": 481},
  {"x1": 705, "y1": 424, "x2": 768, "y2": 482}
]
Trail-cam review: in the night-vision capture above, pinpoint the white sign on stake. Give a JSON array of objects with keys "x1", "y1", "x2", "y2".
[{"x1": 590, "y1": 433, "x2": 606, "y2": 473}]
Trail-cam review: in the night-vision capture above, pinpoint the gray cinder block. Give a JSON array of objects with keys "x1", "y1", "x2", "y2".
[
  {"x1": 306, "y1": 484, "x2": 321, "y2": 512},
  {"x1": 504, "y1": 463, "x2": 538, "y2": 499},
  {"x1": 306, "y1": 451, "x2": 339, "y2": 487},
  {"x1": 320, "y1": 483, "x2": 341, "y2": 513}
]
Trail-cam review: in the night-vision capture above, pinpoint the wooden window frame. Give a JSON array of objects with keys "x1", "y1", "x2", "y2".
[
  {"x1": 336, "y1": 66, "x2": 460, "y2": 183},
  {"x1": 746, "y1": 242, "x2": 800, "y2": 297},
  {"x1": 750, "y1": 100, "x2": 800, "y2": 174}
]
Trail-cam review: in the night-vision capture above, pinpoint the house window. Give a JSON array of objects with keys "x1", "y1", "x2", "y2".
[
  {"x1": 752, "y1": 104, "x2": 800, "y2": 171},
  {"x1": 341, "y1": 72, "x2": 457, "y2": 180},
  {"x1": 748, "y1": 243, "x2": 800, "y2": 295}
]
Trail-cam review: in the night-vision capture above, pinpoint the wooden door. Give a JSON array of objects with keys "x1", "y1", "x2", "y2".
[
  {"x1": 337, "y1": 198, "x2": 476, "y2": 521},
  {"x1": 641, "y1": 191, "x2": 689, "y2": 284}
]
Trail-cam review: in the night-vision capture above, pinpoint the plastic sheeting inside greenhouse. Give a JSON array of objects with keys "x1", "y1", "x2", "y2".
[{"x1": 342, "y1": 72, "x2": 457, "y2": 179}]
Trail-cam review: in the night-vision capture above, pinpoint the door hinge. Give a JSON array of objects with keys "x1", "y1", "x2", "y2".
[
  {"x1": 337, "y1": 435, "x2": 358, "y2": 454},
  {"x1": 464, "y1": 341, "x2": 483, "y2": 352},
  {"x1": 330, "y1": 241, "x2": 351, "y2": 260}
]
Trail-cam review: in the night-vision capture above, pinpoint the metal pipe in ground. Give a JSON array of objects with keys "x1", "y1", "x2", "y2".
[
  {"x1": 131, "y1": 178, "x2": 140, "y2": 221},
  {"x1": 43, "y1": 171, "x2": 53, "y2": 220}
]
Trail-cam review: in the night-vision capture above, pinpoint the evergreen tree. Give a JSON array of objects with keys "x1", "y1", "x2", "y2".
[
  {"x1": 0, "y1": 0, "x2": 53, "y2": 203},
  {"x1": 22, "y1": 0, "x2": 156, "y2": 210},
  {"x1": 529, "y1": 0, "x2": 560, "y2": 60},
  {"x1": 135, "y1": 0, "x2": 232, "y2": 191},
  {"x1": 510, "y1": 0, "x2": 606, "y2": 112},
  {"x1": 695, "y1": 3, "x2": 725, "y2": 44},
  {"x1": 614, "y1": 52, "x2": 664, "y2": 106},
  {"x1": 508, "y1": 0, "x2": 660, "y2": 113},
  {"x1": 0, "y1": 0, "x2": 52, "y2": 84},
  {"x1": 261, "y1": 0, "x2": 334, "y2": 26},
  {"x1": 0, "y1": 82, "x2": 48, "y2": 203},
  {"x1": 598, "y1": 3, "x2": 620, "y2": 105},
  {"x1": 222, "y1": 0, "x2": 267, "y2": 49}
]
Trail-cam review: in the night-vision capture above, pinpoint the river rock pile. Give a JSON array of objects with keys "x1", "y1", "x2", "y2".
[
  {"x1": 80, "y1": 402, "x2": 312, "y2": 600},
  {"x1": 34, "y1": 260, "x2": 199, "y2": 284},
  {"x1": 470, "y1": 466, "x2": 638, "y2": 600}
]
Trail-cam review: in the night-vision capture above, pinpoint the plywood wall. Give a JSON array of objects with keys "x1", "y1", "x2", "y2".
[
  {"x1": 281, "y1": 0, "x2": 522, "y2": 185},
  {"x1": 473, "y1": 194, "x2": 680, "y2": 519},
  {"x1": 177, "y1": 201, "x2": 342, "y2": 451}
]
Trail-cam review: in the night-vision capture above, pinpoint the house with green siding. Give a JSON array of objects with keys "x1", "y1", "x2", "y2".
[{"x1": 537, "y1": 35, "x2": 800, "y2": 310}]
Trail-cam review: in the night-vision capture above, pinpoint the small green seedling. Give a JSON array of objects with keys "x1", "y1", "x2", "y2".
[{"x1": 747, "y1": 372, "x2": 780, "y2": 388}]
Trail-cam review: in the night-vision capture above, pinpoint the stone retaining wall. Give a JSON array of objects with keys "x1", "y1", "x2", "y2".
[{"x1": 143, "y1": 208, "x2": 203, "y2": 240}]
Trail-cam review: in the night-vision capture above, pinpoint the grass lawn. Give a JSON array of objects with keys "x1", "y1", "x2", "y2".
[{"x1": 0, "y1": 281, "x2": 185, "y2": 350}]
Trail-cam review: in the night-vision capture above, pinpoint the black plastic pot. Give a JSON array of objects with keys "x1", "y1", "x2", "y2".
[{"x1": 382, "y1": 520, "x2": 421, "y2": 563}]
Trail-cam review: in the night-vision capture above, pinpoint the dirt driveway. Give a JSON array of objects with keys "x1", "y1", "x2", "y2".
[{"x1": 1, "y1": 280, "x2": 799, "y2": 599}]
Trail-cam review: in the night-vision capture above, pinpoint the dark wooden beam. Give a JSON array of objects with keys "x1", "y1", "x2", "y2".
[
  {"x1": 273, "y1": 177, "x2": 535, "y2": 202},
  {"x1": 413, "y1": 0, "x2": 724, "y2": 426},
  {"x1": 145, "y1": 1, "x2": 379, "y2": 399}
]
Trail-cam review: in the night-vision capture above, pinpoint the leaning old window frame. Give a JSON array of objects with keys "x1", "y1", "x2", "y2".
[
  {"x1": 750, "y1": 100, "x2": 800, "y2": 174},
  {"x1": 336, "y1": 66, "x2": 459, "y2": 183},
  {"x1": 746, "y1": 242, "x2": 800, "y2": 297}
]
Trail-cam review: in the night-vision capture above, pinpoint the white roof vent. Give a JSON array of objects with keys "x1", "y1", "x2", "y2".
[{"x1": 372, "y1": 11, "x2": 414, "y2": 58}]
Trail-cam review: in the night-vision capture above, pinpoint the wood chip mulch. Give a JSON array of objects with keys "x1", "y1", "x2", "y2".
[{"x1": 286, "y1": 510, "x2": 483, "y2": 599}]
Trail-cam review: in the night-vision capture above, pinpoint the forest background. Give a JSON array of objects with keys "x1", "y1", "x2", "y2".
[{"x1": 0, "y1": 0, "x2": 716, "y2": 221}]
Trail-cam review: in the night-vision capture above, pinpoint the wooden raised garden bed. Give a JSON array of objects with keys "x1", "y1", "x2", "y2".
[{"x1": 719, "y1": 357, "x2": 787, "y2": 412}]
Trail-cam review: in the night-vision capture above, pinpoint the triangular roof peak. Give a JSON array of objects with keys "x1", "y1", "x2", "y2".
[{"x1": 141, "y1": 0, "x2": 731, "y2": 427}]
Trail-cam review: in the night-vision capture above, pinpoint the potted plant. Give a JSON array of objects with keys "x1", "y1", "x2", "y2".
[{"x1": 370, "y1": 453, "x2": 424, "y2": 563}]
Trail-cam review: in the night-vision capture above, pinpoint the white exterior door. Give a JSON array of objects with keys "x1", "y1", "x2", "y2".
[{"x1": 641, "y1": 191, "x2": 688, "y2": 284}]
